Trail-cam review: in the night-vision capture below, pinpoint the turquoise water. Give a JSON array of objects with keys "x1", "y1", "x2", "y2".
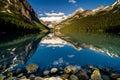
[
  {"x1": 0, "y1": 32, "x2": 120, "y2": 72},
  {"x1": 26, "y1": 33, "x2": 120, "y2": 71},
  {"x1": 57, "y1": 31, "x2": 120, "y2": 57}
]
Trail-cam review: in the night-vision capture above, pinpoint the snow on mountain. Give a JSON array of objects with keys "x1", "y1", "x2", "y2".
[
  {"x1": 68, "y1": 8, "x2": 84, "y2": 18},
  {"x1": 40, "y1": 12, "x2": 67, "y2": 28},
  {"x1": 93, "y1": 6, "x2": 104, "y2": 12},
  {"x1": 104, "y1": 0, "x2": 120, "y2": 11}
]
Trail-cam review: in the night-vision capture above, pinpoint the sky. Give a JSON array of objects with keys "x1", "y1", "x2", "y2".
[{"x1": 27, "y1": 0, "x2": 116, "y2": 17}]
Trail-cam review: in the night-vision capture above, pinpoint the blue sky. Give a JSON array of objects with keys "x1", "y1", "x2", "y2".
[{"x1": 27, "y1": 0, "x2": 116, "y2": 17}]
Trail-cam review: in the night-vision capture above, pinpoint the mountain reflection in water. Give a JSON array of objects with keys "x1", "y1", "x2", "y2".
[
  {"x1": 0, "y1": 33, "x2": 46, "y2": 73},
  {"x1": 26, "y1": 33, "x2": 120, "y2": 71}
]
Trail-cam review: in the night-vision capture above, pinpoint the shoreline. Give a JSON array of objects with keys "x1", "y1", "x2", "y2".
[{"x1": 1, "y1": 63, "x2": 120, "y2": 80}]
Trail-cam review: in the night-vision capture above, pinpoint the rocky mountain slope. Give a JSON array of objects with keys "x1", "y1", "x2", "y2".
[
  {"x1": 0, "y1": 0, "x2": 46, "y2": 33},
  {"x1": 56, "y1": 0, "x2": 120, "y2": 34}
]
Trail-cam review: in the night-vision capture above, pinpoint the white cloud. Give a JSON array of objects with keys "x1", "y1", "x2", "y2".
[
  {"x1": 45, "y1": 12, "x2": 65, "y2": 17},
  {"x1": 40, "y1": 12, "x2": 67, "y2": 22},
  {"x1": 69, "y1": 0, "x2": 76, "y2": 4},
  {"x1": 39, "y1": 11, "x2": 68, "y2": 28},
  {"x1": 40, "y1": 33, "x2": 67, "y2": 47}
]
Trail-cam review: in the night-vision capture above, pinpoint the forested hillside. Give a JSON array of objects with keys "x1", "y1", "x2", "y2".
[
  {"x1": 0, "y1": 0, "x2": 46, "y2": 33},
  {"x1": 57, "y1": 0, "x2": 120, "y2": 34}
]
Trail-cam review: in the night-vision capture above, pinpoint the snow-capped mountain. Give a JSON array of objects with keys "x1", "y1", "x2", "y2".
[
  {"x1": 39, "y1": 12, "x2": 67, "y2": 28},
  {"x1": 55, "y1": 0, "x2": 120, "y2": 34},
  {"x1": 93, "y1": 6, "x2": 104, "y2": 12},
  {"x1": 104, "y1": 0, "x2": 120, "y2": 11},
  {"x1": 68, "y1": 8, "x2": 84, "y2": 18}
]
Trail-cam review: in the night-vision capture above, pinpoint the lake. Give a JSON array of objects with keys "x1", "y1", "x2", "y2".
[{"x1": 0, "y1": 31, "x2": 120, "y2": 74}]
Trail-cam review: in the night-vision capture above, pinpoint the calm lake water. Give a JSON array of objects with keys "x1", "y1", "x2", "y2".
[{"x1": 0, "y1": 32, "x2": 120, "y2": 73}]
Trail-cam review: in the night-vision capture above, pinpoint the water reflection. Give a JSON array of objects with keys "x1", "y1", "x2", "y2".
[
  {"x1": 27, "y1": 33, "x2": 120, "y2": 71},
  {"x1": 0, "y1": 33, "x2": 46, "y2": 72},
  {"x1": 40, "y1": 33, "x2": 67, "y2": 47},
  {"x1": 56, "y1": 31, "x2": 120, "y2": 57}
]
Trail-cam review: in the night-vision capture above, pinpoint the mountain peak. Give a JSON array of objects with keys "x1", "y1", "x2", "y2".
[
  {"x1": 117, "y1": 0, "x2": 120, "y2": 5},
  {"x1": 76, "y1": 8, "x2": 84, "y2": 12},
  {"x1": 103, "y1": 0, "x2": 120, "y2": 11},
  {"x1": 68, "y1": 8, "x2": 84, "y2": 18},
  {"x1": 112, "y1": 0, "x2": 118, "y2": 6},
  {"x1": 93, "y1": 5, "x2": 104, "y2": 12},
  {"x1": 117, "y1": 0, "x2": 120, "y2": 3}
]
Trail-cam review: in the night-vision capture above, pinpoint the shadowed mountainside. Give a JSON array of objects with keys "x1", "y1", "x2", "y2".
[{"x1": 0, "y1": 0, "x2": 48, "y2": 33}]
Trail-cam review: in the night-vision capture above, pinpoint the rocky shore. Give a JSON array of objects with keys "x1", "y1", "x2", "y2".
[{"x1": 0, "y1": 63, "x2": 120, "y2": 80}]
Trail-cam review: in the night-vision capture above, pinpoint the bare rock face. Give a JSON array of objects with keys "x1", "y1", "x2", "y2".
[
  {"x1": 104, "y1": 0, "x2": 120, "y2": 11},
  {"x1": 93, "y1": 6, "x2": 104, "y2": 12},
  {"x1": 69, "y1": 8, "x2": 84, "y2": 18},
  {"x1": 117, "y1": 0, "x2": 120, "y2": 3},
  {"x1": 81, "y1": 10, "x2": 95, "y2": 17},
  {"x1": 19, "y1": 0, "x2": 39, "y2": 22},
  {"x1": 0, "y1": 0, "x2": 40, "y2": 23}
]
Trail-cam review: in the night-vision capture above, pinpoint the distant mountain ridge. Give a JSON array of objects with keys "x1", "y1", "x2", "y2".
[
  {"x1": 0, "y1": 0, "x2": 46, "y2": 33},
  {"x1": 64, "y1": 0, "x2": 120, "y2": 19},
  {"x1": 56, "y1": 0, "x2": 120, "y2": 34}
]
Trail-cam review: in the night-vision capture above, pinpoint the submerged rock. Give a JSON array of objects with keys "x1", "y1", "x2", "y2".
[
  {"x1": 26, "y1": 64, "x2": 39, "y2": 73},
  {"x1": 7, "y1": 72, "x2": 13, "y2": 77},
  {"x1": 61, "y1": 73, "x2": 69, "y2": 79},
  {"x1": 102, "y1": 75, "x2": 110, "y2": 80},
  {"x1": 78, "y1": 70, "x2": 89, "y2": 80},
  {"x1": 88, "y1": 65, "x2": 95, "y2": 71},
  {"x1": 101, "y1": 68, "x2": 110, "y2": 74},
  {"x1": 20, "y1": 76, "x2": 28, "y2": 79},
  {"x1": 50, "y1": 68, "x2": 58, "y2": 74},
  {"x1": 69, "y1": 74, "x2": 79, "y2": 80},
  {"x1": 64, "y1": 66, "x2": 77, "y2": 74},
  {"x1": 43, "y1": 70, "x2": 50, "y2": 76},
  {"x1": 15, "y1": 68, "x2": 22, "y2": 74},
  {"x1": 117, "y1": 78, "x2": 120, "y2": 80},
  {"x1": 17, "y1": 73, "x2": 23, "y2": 78},
  {"x1": 44, "y1": 77, "x2": 62, "y2": 80},
  {"x1": 91, "y1": 69, "x2": 103, "y2": 80},
  {"x1": 35, "y1": 76, "x2": 43, "y2": 80},
  {"x1": 6, "y1": 77, "x2": 15, "y2": 80},
  {"x1": 110, "y1": 73, "x2": 120, "y2": 79},
  {"x1": 29, "y1": 74, "x2": 35, "y2": 80}
]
